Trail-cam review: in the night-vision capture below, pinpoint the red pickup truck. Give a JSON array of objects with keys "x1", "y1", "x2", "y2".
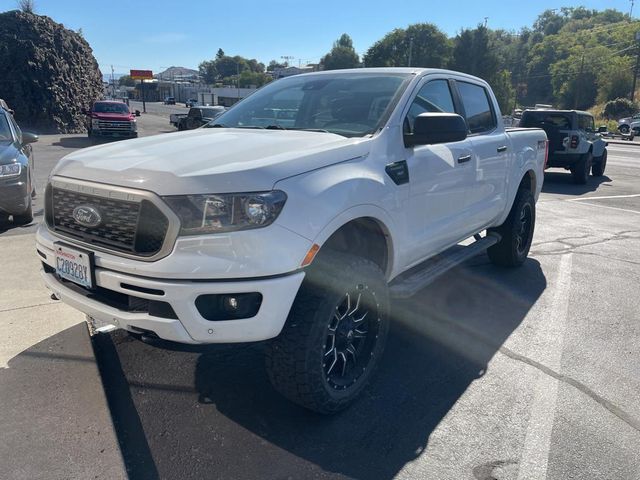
[{"x1": 83, "y1": 101, "x2": 140, "y2": 140}]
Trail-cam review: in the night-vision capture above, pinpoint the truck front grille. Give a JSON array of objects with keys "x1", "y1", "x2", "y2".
[
  {"x1": 97, "y1": 121, "x2": 133, "y2": 132},
  {"x1": 45, "y1": 183, "x2": 170, "y2": 257}
]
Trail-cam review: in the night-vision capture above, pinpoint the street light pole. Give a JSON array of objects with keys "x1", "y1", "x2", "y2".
[{"x1": 408, "y1": 37, "x2": 414, "y2": 67}]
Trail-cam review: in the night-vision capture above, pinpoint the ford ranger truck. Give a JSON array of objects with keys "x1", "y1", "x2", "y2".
[
  {"x1": 37, "y1": 69, "x2": 547, "y2": 413},
  {"x1": 84, "y1": 100, "x2": 139, "y2": 140}
]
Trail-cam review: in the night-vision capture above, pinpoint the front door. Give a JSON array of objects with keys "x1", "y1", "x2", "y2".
[{"x1": 402, "y1": 77, "x2": 475, "y2": 267}]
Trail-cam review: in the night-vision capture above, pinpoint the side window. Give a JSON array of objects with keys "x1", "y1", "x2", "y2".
[
  {"x1": 457, "y1": 81, "x2": 496, "y2": 134},
  {"x1": 404, "y1": 79, "x2": 455, "y2": 133},
  {"x1": 9, "y1": 116, "x2": 21, "y2": 143},
  {"x1": 577, "y1": 115, "x2": 593, "y2": 132}
]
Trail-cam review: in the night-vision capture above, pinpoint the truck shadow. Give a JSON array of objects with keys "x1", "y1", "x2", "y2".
[
  {"x1": 101, "y1": 256, "x2": 546, "y2": 480},
  {"x1": 542, "y1": 171, "x2": 612, "y2": 195}
]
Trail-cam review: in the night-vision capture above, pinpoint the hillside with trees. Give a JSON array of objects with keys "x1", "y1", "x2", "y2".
[{"x1": 197, "y1": 7, "x2": 638, "y2": 117}]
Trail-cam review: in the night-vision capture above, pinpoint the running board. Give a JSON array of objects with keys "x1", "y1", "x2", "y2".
[{"x1": 389, "y1": 233, "x2": 501, "y2": 299}]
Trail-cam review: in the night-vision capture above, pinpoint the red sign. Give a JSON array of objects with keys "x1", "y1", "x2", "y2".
[{"x1": 130, "y1": 69, "x2": 153, "y2": 80}]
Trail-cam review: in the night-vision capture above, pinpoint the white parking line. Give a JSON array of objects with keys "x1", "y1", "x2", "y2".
[
  {"x1": 517, "y1": 253, "x2": 573, "y2": 480},
  {"x1": 571, "y1": 202, "x2": 640, "y2": 215},
  {"x1": 570, "y1": 194, "x2": 640, "y2": 201}
]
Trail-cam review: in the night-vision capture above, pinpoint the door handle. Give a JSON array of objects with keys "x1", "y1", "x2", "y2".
[
  {"x1": 457, "y1": 154, "x2": 472, "y2": 164},
  {"x1": 497, "y1": 145, "x2": 508, "y2": 153}
]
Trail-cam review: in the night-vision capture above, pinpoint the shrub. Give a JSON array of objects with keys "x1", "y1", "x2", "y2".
[{"x1": 603, "y1": 98, "x2": 639, "y2": 120}]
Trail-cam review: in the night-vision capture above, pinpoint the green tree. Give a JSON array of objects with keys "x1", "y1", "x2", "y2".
[
  {"x1": 320, "y1": 33, "x2": 360, "y2": 70},
  {"x1": 490, "y1": 70, "x2": 516, "y2": 113},
  {"x1": 450, "y1": 26, "x2": 499, "y2": 81},
  {"x1": 267, "y1": 60, "x2": 286, "y2": 71},
  {"x1": 597, "y1": 56, "x2": 634, "y2": 103},
  {"x1": 237, "y1": 71, "x2": 272, "y2": 87},
  {"x1": 216, "y1": 48, "x2": 225, "y2": 60},
  {"x1": 118, "y1": 75, "x2": 135, "y2": 87},
  {"x1": 198, "y1": 60, "x2": 217, "y2": 84},
  {"x1": 363, "y1": 23, "x2": 450, "y2": 68}
]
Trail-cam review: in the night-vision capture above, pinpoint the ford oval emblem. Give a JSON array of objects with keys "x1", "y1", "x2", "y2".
[{"x1": 72, "y1": 205, "x2": 102, "y2": 228}]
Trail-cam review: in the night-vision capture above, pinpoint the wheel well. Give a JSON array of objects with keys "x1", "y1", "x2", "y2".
[
  {"x1": 519, "y1": 169, "x2": 536, "y2": 193},
  {"x1": 320, "y1": 218, "x2": 390, "y2": 275}
]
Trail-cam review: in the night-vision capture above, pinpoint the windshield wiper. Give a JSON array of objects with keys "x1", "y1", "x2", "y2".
[
  {"x1": 286, "y1": 127, "x2": 331, "y2": 133},
  {"x1": 207, "y1": 123, "x2": 227, "y2": 128}
]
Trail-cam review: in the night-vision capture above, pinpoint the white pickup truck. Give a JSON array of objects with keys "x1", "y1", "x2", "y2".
[{"x1": 37, "y1": 68, "x2": 547, "y2": 413}]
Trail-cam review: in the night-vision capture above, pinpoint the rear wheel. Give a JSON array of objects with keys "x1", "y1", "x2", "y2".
[
  {"x1": 570, "y1": 152, "x2": 592, "y2": 185},
  {"x1": 591, "y1": 149, "x2": 607, "y2": 177},
  {"x1": 488, "y1": 188, "x2": 535, "y2": 267},
  {"x1": 619, "y1": 124, "x2": 630, "y2": 134},
  {"x1": 266, "y1": 250, "x2": 389, "y2": 414}
]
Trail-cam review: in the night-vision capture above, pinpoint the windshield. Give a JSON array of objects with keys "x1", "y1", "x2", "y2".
[
  {"x1": 521, "y1": 112, "x2": 572, "y2": 129},
  {"x1": 0, "y1": 114, "x2": 12, "y2": 142},
  {"x1": 201, "y1": 108, "x2": 224, "y2": 118},
  {"x1": 93, "y1": 102, "x2": 130, "y2": 114},
  {"x1": 209, "y1": 72, "x2": 411, "y2": 137}
]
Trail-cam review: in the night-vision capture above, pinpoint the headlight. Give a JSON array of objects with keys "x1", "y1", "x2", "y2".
[
  {"x1": 0, "y1": 163, "x2": 21, "y2": 177},
  {"x1": 164, "y1": 191, "x2": 287, "y2": 235}
]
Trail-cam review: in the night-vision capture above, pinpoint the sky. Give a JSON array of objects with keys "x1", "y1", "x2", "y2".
[{"x1": 0, "y1": 0, "x2": 635, "y2": 75}]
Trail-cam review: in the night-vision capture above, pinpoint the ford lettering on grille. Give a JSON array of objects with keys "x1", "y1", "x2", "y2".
[{"x1": 72, "y1": 205, "x2": 103, "y2": 228}]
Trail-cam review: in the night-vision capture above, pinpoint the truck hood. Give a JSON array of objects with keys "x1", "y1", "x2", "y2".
[{"x1": 51, "y1": 128, "x2": 370, "y2": 195}]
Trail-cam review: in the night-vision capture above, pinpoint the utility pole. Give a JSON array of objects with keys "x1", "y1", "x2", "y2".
[
  {"x1": 407, "y1": 37, "x2": 414, "y2": 67},
  {"x1": 574, "y1": 54, "x2": 585, "y2": 109},
  {"x1": 630, "y1": 0, "x2": 636, "y2": 19},
  {"x1": 110, "y1": 65, "x2": 115, "y2": 98},
  {"x1": 632, "y1": 31, "x2": 640, "y2": 102}
]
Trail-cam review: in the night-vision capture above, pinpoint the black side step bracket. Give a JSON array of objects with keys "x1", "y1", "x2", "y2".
[{"x1": 389, "y1": 232, "x2": 501, "y2": 299}]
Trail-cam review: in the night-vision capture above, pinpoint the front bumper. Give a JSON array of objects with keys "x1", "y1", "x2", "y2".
[
  {"x1": 37, "y1": 249, "x2": 305, "y2": 344},
  {"x1": 0, "y1": 171, "x2": 29, "y2": 214}
]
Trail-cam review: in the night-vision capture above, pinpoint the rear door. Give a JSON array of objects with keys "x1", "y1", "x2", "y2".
[
  {"x1": 454, "y1": 80, "x2": 509, "y2": 229},
  {"x1": 402, "y1": 76, "x2": 475, "y2": 265}
]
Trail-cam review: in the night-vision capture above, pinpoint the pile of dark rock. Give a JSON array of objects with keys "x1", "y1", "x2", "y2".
[{"x1": 0, "y1": 10, "x2": 103, "y2": 133}]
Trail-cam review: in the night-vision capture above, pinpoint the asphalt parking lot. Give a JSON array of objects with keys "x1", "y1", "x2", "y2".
[{"x1": 1, "y1": 115, "x2": 639, "y2": 479}]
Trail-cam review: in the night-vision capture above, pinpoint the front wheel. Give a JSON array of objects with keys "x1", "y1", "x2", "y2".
[
  {"x1": 266, "y1": 251, "x2": 389, "y2": 414},
  {"x1": 619, "y1": 124, "x2": 630, "y2": 134},
  {"x1": 13, "y1": 196, "x2": 33, "y2": 225},
  {"x1": 591, "y1": 149, "x2": 607, "y2": 177},
  {"x1": 487, "y1": 188, "x2": 535, "y2": 267}
]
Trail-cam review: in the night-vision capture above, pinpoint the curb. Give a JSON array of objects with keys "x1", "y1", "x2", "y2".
[{"x1": 606, "y1": 139, "x2": 640, "y2": 146}]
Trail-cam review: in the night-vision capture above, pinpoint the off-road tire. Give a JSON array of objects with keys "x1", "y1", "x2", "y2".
[
  {"x1": 591, "y1": 149, "x2": 607, "y2": 177},
  {"x1": 265, "y1": 250, "x2": 390, "y2": 414},
  {"x1": 487, "y1": 188, "x2": 535, "y2": 267},
  {"x1": 570, "y1": 152, "x2": 592, "y2": 185},
  {"x1": 13, "y1": 196, "x2": 33, "y2": 225}
]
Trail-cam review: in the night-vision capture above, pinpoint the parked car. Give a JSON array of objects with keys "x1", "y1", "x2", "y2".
[
  {"x1": 83, "y1": 101, "x2": 140, "y2": 141},
  {"x1": 170, "y1": 106, "x2": 226, "y2": 130},
  {"x1": 520, "y1": 109, "x2": 608, "y2": 184},
  {"x1": 185, "y1": 98, "x2": 198, "y2": 107},
  {"x1": 0, "y1": 108, "x2": 38, "y2": 225},
  {"x1": 617, "y1": 113, "x2": 640, "y2": 134},
  {"x1": 37, "y1": 68, "x2": 547, "y2": 413},
  {"x1": 164, "y1": 97, "x2": 176, "y2": 105}
]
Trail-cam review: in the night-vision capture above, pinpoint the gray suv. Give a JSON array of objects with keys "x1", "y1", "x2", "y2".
[{"x1": 520, "y1": 109, "x2": 608, "y2": 184}]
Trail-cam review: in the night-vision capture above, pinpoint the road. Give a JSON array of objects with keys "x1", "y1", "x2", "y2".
[{"x1": 1, "y1": 131, "x2": 638, "y2": 479}]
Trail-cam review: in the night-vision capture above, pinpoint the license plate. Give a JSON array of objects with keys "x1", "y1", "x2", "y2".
[{"x1": 54, "y1": 243, "x2": 94, "y2": 289}]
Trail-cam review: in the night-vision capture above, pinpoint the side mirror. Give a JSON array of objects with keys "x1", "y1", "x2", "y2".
[
  {"x1": 404, "y1": 112, "x2": 468, "y2": 147},
  {"x1": 22, "y1": 131, "x2": 38, "y2": 144},
  {"x1": 135, "y1": 110, "x2": 141, "y2": 116}
]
